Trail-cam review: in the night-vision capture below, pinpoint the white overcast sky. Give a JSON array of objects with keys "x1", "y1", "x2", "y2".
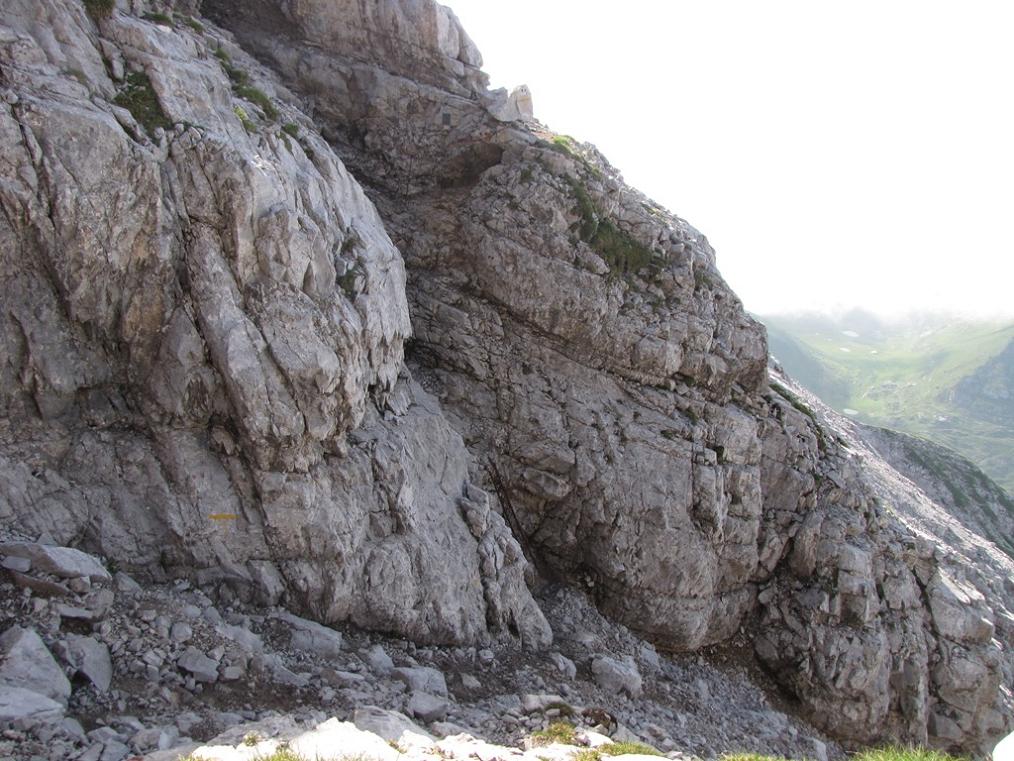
[{"x1": 445, "y1": 1, "x2": 1014, "y2": 318}]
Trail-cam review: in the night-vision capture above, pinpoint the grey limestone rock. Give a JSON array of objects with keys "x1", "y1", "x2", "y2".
[
  {"x1": 0, "y1": 626, "x2": 71, "y2": 703},
  {"x1": 591, "y1": 655, "x2": 643, "y2": 699},
  {"x1": 1, "y1": 0, "x2": 1012, "y2": 755},
  {"x1": 0, "y1": 0, "x2": 548, "y2": 654},
  {"x1": 363, "y1": 644, "x2": 395, "y2": 675},
  {"x1": 0, "y1": 686, "x2": 64, "y2": 726},
  {"x1": 176, "y1": 647, "x2": 219, "y2": 683},
  {"x1": 392, "y1": 666, "x2": 448, "y2": 697},
  {"x1": 352, "y1": 706, "x2": 435, "y2": 749},
  {"x1": 274, "y1": 611, "x2": 343, "y2": 659},
  {"x1": 407, "y1": 691, "x2": 449, "y2": 723},
  {"x1": 0, "y1": 543, "x2": 110, "y2": 582},
  {"x1": 59, "y1": 635, "x2": 113, "y2": 693}
]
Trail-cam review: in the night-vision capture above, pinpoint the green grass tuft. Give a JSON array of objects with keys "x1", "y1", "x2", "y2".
[
  {"x1": 530, "y1": 721, "x2": 576, "y2": 747},
  {"x1": 591, "y1": 218, "x2": 656, "y2": 277},
  {"x1": 114, "y1": 71, "x2": 172, "y2": 135},
  {"x1": 551, "y1": 134, "x2": 578, "y2": 157},
  {"x1": 183, "y1": 16, "x2": 205, "y2": 33},
  {"x1": 281, "y1": 122, "x2": 299, "y2": 138},
  {"x1": 213, "y1": 47, "x2": 231, "y2": 63},
  {"x1": 234, "y1": 85, "x2": 278, "y2": 120},
  {"x1": 82, "y1": 0, "x2": 114, "y2": 20},
  {"x1": 234, "y1": 106, "x2": 256, "y2": 133},
  {"x1": 719, "y1": 746, "x2": 968, "y2": 761},
  {"x1": 599, "y1": 741, "x2": 662, "y2": 756},
  {"x1": 223, "y1": 62, "x2": 249, "y2": 86},
  {"x1": 564, "y1": 176, "x2": 657, "y2": 278},
  {"x1": 853, "y1": 747, "x2": 969, "y2": 761},
  {"x1": 143, "y1": 11, "x2": 174, "y2": 27}
]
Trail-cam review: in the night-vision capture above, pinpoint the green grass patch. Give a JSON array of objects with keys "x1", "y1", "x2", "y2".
[
  {"x1": 563, "y1": 177, "x2": 657, "y2": 278},
  {"x1": 234, "y1": 106, "x2": 255, "y2": 133},
  {"x1": 853, "y1": 748, "x2": 968, "y2": 761},
  {"x1": 574, "y1": 742, "x2": 662, "y2": 761},
  {"x1": 719, "y1": 746, "x2": 968, "y2": 761},
  {"x1": 551, "y1": 134, "x2": 578, "y2": 157},
  {"x1": 591, "y1": 218, "x2": 655, "y2": 277},
  {"x1": 281, "y1": 122, "x2": 299, "y2": 138},
  {"x1": 530, "y1": 721, "x2": 576, "y2": 746},
  {"x1": 223, "y1": 62, "x2": 249, "y2": 86},
  {"x1": 143, "y1": 11, "x2": 174, "y2": 27},
  {"x1": 114, "y1": 71, "x2": 172, "y2": 135},
  {"x1": 213, "y1": 47, "x2": 231, "y2": 63},
  {"x1": 599, "y1": 741, "x2": 662, "y2": 756},
  {"x1": 183, "y1": 16, "x2": 205, "y2": 33},
  {"x1": 82, "y1": 0, "x2": 114, "y2": 20},
  {"x1": 234, "y1": 84, "x2": 278, "y2": 120}
]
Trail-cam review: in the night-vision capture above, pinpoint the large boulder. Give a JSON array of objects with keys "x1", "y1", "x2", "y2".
[{"x1": 0, "y1": 627, "x2": 71, "y2": 703}]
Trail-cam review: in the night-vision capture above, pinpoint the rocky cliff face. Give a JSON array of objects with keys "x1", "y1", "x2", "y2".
[
  {"x1": 0, "y1": 0, "x2": 548, "y2": 648},
  {"x1": 0, "y1": 0, "x2": 1011, "y2": 754}
]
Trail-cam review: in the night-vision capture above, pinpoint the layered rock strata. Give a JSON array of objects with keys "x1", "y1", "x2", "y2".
[{"x1": 0, "y1": 0, "x2": 1010, "y2": 753}]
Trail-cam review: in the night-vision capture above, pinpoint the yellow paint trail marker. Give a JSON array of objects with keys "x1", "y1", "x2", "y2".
[{"x1": 209, "y1": 513, "x2": 238, "y2": 521}]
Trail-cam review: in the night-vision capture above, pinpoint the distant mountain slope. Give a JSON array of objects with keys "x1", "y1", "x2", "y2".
[
  {"x1": 762, "y1": 311, "x2": 1014, "y2": 494},
  {"x1": 860, "y1": 425, "x2": 1014, "y2": 559},
  {"x1": 953, "y1": 338, "x2": 1014, "y2": 426}
]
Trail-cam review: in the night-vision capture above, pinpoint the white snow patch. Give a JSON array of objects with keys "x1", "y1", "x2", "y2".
[
  {"x1": 843, "y1": 408, "x2": 860, "y2": 416},
  {"x1": 842, "y1": 330, "x2": 860, "y2": 338}
]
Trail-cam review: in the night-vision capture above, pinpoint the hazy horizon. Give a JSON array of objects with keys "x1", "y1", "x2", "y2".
[{"x1": 446, "y1": 1, "x2": 1014, "y2": 319}]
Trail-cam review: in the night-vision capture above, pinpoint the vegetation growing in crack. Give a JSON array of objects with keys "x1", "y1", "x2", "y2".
[
  {"x1": 235, "y1": 85, "x2": 278, "y2": 120},
  {"x1": 114, "y1": 71, "x2": 172, "y2": 135},
  {"x1": 182, "y1": 16, "x2": 205, "y2": 33},
  {"x1": 770, "y1": 380, "x2": 828, "y2": 452},
  {"x1": 565, "y1": 177, "x2": 658, "y2": 278},
  {"x1": 573, "y1": 742, "x2": 663, "y2": 761},
  {"x1": 215, "y1": 48, "x2": 279, "y2": 124},
  {"x1": 143, "y1": 11, "x2": 174, "y2": 27},
  {"x1": 529, "y1": 720, "x2": 576, "y2": 746},
  {"x1": 82, "y1": 0, "x2": 114, "y2": 20},
  {"x1": 234, "y1": 106, "x2": 255, "y2": 134},
  {"x1": 721, "y1": 749, "x2": 969, "y2": 761}
]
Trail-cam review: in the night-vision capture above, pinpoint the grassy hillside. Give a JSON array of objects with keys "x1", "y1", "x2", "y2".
[{"x1": 762, "y1": 311, "x2": 1014, "y2": 495}]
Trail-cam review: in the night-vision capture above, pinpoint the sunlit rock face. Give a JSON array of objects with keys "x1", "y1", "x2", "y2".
[
  {"x1": 1, "y1": 0, "x2": 1011, "y2": 752},
  {"x1": 0, "y1": 0, "x2": 549, "y2": 649}
]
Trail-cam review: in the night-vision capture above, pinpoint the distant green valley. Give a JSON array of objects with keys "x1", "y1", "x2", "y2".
[{"x1": 761, "y1": 310, "x2": 1014, "y2": 495}]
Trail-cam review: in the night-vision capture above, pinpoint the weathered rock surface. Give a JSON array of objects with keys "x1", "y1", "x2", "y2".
[
  {"x1": 208, "y1": 0, "x2": 1014, "y2": 751},
  {"x1": 0, "y1": 0, "x2": 547, "y2": 650},
  {"x1": 58, "y1": 634, "x2": 113, "y2": 692},
  {"x1": 0, "y1": 686, "x2": 64, "y2": 726},
  {"x1": 0, "y1": 0, "x2": 1012, "y2": 756},
  {"x1": 0, "y1": 626, "x2": 71, "y2": 703},
  {"x1": 0, "y1": 543, "x2": 111, "y2": 582}
]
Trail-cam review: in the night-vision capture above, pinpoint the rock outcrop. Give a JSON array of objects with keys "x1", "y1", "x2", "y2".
[
  {"x1": 0, "y1": 0, "x2": 548, "y2": 648},
  {"x1": 0, "y1": 0, "x2": 1011, "y2": 755}
]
